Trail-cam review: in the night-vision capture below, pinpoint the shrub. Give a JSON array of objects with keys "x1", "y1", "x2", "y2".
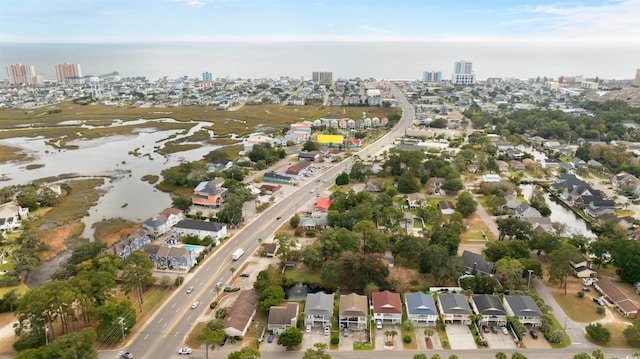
[
  {"x1": 209, "y1": 301, "x2": 218, "y2": 309},
  {"x1": 577, "y1": 291, "x2": 585, "y2": 298},
  {"x1": 546, "y1": 330, "x2": 565, "y2": 344},
  {"x1": 596, "y1": 306, "x2": 606, "y2": 315},
  {"x1": 305, "y1": 230, "x2": 316, "y2": 237},
  {"x1": 403, "y1": 335, "x2": 412, "y2": 343},
  {"x1": 331, "y1": 334, "x2": 339, "y2": 345},
  {"x1": 586, "y1": 323, "x2": 611, "y2": 343}
]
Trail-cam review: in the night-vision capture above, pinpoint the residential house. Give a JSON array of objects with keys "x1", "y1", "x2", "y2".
[
  {"x1": 405, "y1": 292, "x2": 438, "y2": 326},
  {"x1": 503, "y1": 295, "x2": 542, "y2": 327},
  {"x1": 102, "y1": 229, "x2": 150, "y2": 259},
  {"x1": 594, "y1": 278, "x2": 640, "y2": 319},
  {"x1": 298, "y1": 216, "x2": 328, "y2": 230},
  {"x1": 509, "y1": 160, "x2": 525, "y2": 171},
  {"x1": 142, "y1": 244, "x2": 197, "y2": 270},
  {"x1": 365, "y1": 181, "x2": 383, "y2": 192},
  {"x1": 513, "y1": 203, "x2": 542, "y2": 219},
  {"x1": 461, "y1": 250, "x2": 495, "y2": 277},
  {"x1": 173, "y1": 220, "x2": 227, "y2": 245},
  {"x1": 0, "y1": 202, "x2": 28, "y2": 231},
  {"x1": 495, "y1": 160, "x2": 509, "y2": 173},
  {"x1": 437, "y1": 293, "x2": 472, "y2": 324},
  {"x1": 569, "y1": 157, "x2": 588, "y2": 169},
  {"x1": 263, "y1": 171, "x2": 294, "y2": 185},
  {"x1": 262, "y1": 242, "x2": 278, "y2": 257},
  {"x1": 372, "y1": 291, "x2": 403, "y2": 325},
  {"x1": 584, "y1": 200, "x2": 616, "y2": 218},
  {"x1": 339, "y1": 293, "x2": 369, "y2": 330},
  {"x1": 438, "y1": 201, "x2": 456, "y2": 215},
  {"x1": 541, "y1": 159, "x2": 560, "y2": 169},
  {"x1": 471, "y1": 294, "x2": 507, "y2": 326},
  {"x1": 523, "y1": 217, "x2": 554, "y2": 234},
  {"x1": 482, "y1": 174, "x2": 502, "y2": 183},
  {"x1": 142, "y1": 207, "x2": 185, "y2": 238},
  {"x1": 407, "y1": 193, "x2": 425, "y2": 209},
  {"x1": 570, "y1": 253, "x2": 597, "y2": 278},
  {"x1": 612, "y1": 171, "x2": 640, "y2": 196},
  {"x1": 314, "y1": 197, "x2": 332, "y2": 213},
  {"x1": 207, "y1": 160, "x2": 233, "y2": 172},
  {"x1": 192, "y1": 180, "x2": 228, "y2": 208},
  {"x1": 224, "y1": 289, "x2": 260, "y2": 337},
  {"x1": 267, "y1": 302, "x2": 299, "y2": 334},
  {"x1": 426, "y1": 177, "x2": 446, "y2": 194},
  {"x1": 305, "y1": 292, "x2": 334, "y2": 327}
]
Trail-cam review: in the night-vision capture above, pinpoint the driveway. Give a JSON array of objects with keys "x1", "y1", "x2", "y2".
[
  {"x1": 414, "y1": 328, "x2": 442, "y2": 350},
  {"x1": 483, "y1": 326, "x2": 518, "y2": 350},
  {"x1": 373, "y1": 324, "x2": 400, "y2": 350},
  {"x1": 445, "y1": 324, "x2": 477, "y2": 350},
  {"x1": 300, "y1": 326, "x2": 330, "y2": 351}
]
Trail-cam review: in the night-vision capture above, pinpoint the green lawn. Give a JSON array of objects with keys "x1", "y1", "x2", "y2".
[
  {"x1": 547, "y1": 313, "x2": 571, "y2": 348},
  {"x1": 0, "y1": 284, "x2": 29, "y2": 297},
  {"x1": 284, "y1": 266, "x2": 325, "y2": 287},
  {"x1": 551, "y1": 292, "x2": 605, "y2": 323}
]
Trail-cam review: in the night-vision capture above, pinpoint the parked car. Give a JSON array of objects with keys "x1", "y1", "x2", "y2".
[
  {"x1": 122, "y1": 353, "x2": 133, "y2": 359},
  {"x1": 593, "y1": 297, "x2": 605, "y2": 306},
  {"x1": 376, "y1": 320, "x2": 382, "y2": 329},
  {"x1": 501, "y1": 326, "x2": 509, "y2": 335},
  {"x1": 267, "y1": 333, "x2": 274, "y2": 343},
  {"x1": 530, "y1": 330, "x2": 539, "y2": 339},
  {"x1": 178, "y1": 347, "x2": 192, "y2": 355},
  {"x1": 482, "y1": 325, "x2": 490, "y2": 333},
  {"x1": 582, "y1": 287, "x2": 591, "y2": 292},
  {"x1": 490, "y1": 325, "x2": 498, "y2": 334},
  {"x1": 343, "y1": 327, "x2": 349, "y2": 337},
  {"x1": 216, "y1": 281, "x2": 223, "y2": 288},
  {"x1": 324, "y1": 326, "x2": 330, "y2": 336},
  {"x1": 240, "y1": 273, "x2": 250, "y2": 278},
  {"x1": 276, "y1": 216, "x2": 282, "y2": 220},
  {"x1": 186, "y1": 286, "x2": 194, "y2": 294},
  {"x1": 191, "y1": 301, "x2": 200, "y2": 309},
  {"x1": 305, "y1": 324, "x2": 312, "y2": 333}
]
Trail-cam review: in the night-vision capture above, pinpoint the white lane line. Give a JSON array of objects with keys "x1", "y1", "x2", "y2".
[{"x1": 144, "y1": 334, "x2": 149, "y2": 340}]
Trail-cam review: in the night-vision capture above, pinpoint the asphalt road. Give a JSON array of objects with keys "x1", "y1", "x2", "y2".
[{"x1": 99, "y1": 83, "x2": 414, "y2": 359}]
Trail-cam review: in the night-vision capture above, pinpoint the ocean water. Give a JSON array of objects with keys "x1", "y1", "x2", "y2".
[{"x1": 1, "y1": 41, "x2": 638, "y2": 81}]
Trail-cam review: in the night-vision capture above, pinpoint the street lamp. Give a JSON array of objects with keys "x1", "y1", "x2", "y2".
[
  {"x1": 44, "y1": 326, "x2": 49, "y2": 346},
  {"x1": 527, "y1": 270, "x2": 534, "y2": 291},
  {"x1": 119, "y1": 317, "x2": 126, "y2": 344}
]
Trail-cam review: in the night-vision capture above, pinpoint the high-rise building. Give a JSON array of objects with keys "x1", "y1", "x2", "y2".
[
  {"x1": 6, "y1": 64, "x2": 37, "y2": 85},
  {"x1": 635, "y1": 69, "x2": 640, "y2": 86},
  {"x1": 312, "y1": 71, "x2": 333, "y2": 84},
  {"x1": 202, "y1": 71, "x2": 213, "y2": 82},
  {"x1": 55, "y1": 63, "x2": 82, "y2": 82},
  {"x1": 423, "y1": 71, "x2": 442, "y2": 83},
  {"x1": 452, "y1": 60, "x2": 475, "y2": 84}
]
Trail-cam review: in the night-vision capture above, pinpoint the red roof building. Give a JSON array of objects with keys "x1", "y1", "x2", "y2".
[{"x1": 314, "y1": 197, "x2": 332, "y2": 212}]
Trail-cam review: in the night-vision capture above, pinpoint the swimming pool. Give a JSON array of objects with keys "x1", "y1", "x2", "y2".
[{"x1": 182, "y1": 244, "x2": 204, "y2": 252}]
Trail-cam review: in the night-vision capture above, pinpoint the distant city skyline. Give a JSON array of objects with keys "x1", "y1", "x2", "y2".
[{"x1": 1, "y1": 0, "x2": 638, "y2": 44}]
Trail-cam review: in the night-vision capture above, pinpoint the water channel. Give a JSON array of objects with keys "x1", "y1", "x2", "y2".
[
  {"x1": 520, "y1": 183, "x2": 596, "y2": 239},
  {"x1": 0, "y1": 119, "x2": 219, "y2": 239}
]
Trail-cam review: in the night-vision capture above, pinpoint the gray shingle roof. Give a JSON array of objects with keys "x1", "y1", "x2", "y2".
[
  {"x1": 438, "y1": 293, "x2": 471, "y2": 315},
  {"x1": 405, "y1": 292, "x2": 437, "y2": 316},
  {"x1": 305, "y1": 292, "x2": 334, "y2": 317},
  {"x1": 472, "y1": 294, "x2": 506, "y2": 316},
  {"x1": 504, "y1": 295, "x2": 541, "y2": 317}
]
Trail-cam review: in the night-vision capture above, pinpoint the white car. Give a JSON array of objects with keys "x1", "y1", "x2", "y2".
[
  {"x1": 501, "y1": 326, "x2": 509, "y2": 335},
  {"x1": 191, "y1": 301, "x2": 200, "y2": 309},
  {"x1": 186, "y1": 286, "x2": 194, "y2": 294},
  {"x1": 324, "y1": 326, "x2": 330, "y2": 336},
  {"x1": 178, "y1": 347, "x2": 192, "y2": 355},
  {"x1": 376, "y1": 320, "x2": 382, "y2": 329},
  {"x1": 305, "y1": 324, "x2": 312, "y2": 333}
]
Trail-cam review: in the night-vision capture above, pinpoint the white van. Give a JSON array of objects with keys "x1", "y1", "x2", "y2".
[{"x1": 582, "y1": 278, "x2": 598, "y2": 286}]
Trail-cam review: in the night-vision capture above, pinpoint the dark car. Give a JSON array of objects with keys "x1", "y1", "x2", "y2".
[
  {"x1": 530, "y1": 330, "x2": 538, "y2": 339},
  {"x1": 582, "y1": 287, "x2": 591, "y2": 292},
  {"x1": 490, "y1": 325, "x2": 498, "y2": 334},
  {"x1": 122, "y1": 353, "x2": 133, "y2": 359},
  {"x1": 240, "y1": 273, "x2": 250, "y2": 278},
  {"x1": 267, "y1": 333, "x2": 274, "y2": 343},
  {"x1": 276, "y1": 216, "x2": 282, "y2": 220}
]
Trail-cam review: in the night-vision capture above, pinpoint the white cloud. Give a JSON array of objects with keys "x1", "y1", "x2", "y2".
[
  {"x1": 173, "y1": 0, "x2": 209, "y2": 8},
  {"x1": 360, "y1": 25, "x2": 388, "y2": 34},
  {"x1": 327, "y1": 23, "x2": 333, "y2": 28},
  {"x1": 523, "y1": 0, "x2": 640, "y2": 39}
]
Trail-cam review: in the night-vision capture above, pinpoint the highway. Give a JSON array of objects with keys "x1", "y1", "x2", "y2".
[{"x1": 99, "y1": 82, "x2": 414, "y2": 359}]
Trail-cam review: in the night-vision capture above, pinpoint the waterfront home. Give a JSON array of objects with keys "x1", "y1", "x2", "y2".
[
  {"x1": 471, "y1": 294, "x2": 507, "y2": 326},
  {"x1": 437, "y1": 293, "x2": 472, "y2": 325},
  {"x1": 305, "y1": 292, "x2": 334, "y2": 328},
  {"x1": 372, "y1": 291, "x2": 403, "y2": 325},
  {"x1": 584, "y1": 200, "x2": 616, "y2": 218},
  {"x1": 267, "y1": 302, "x2": 299, "y2": 334},
  {"x1": 191, "y1": 180, "x2": 228, "y2": 208},
  {"x1": 143, "y1": 207, "x2": 185, "y2": 238},
  {"x1": 461, "y1": 250, "x2": 495, "y2": 277},
  {"x1": 173, "y1": 220, "x2": 227, "y2": 245},
  {"x1": 503, "y1": 295, "x2": 542, "y2": 327},
  {"x1": 224, "y1": 289, "x2": 259, "y2": 337},
  {"x1": 142, "y1": 244, "x2": 197, "y2": 270},
  {"x1": 339, "y1": 293, "x2": 369, "y2": 330},
  {"x1": 405, "y1": 292, "x2": 438, "y2": 326},
  {"x1": 102, "y1": 229, "x2": 150, "y2": 259},
  {"x1": 0, "y1": 202, "x2": 28, "y2": 231}
]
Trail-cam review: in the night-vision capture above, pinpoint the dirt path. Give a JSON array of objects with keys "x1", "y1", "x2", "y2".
[{"x1": 23, "y1": 250, "x2": 71, "y2": 288}]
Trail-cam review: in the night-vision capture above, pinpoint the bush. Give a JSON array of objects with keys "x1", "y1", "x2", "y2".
[
  {"x1": 209, "y1": 301, "x2": 218, "y2": 309},
  {"x1": 305, "y1": 230, "x2": 316, "y2": 237},
  {"x1": 403, "y1": 335, "x2": 411, "y2": 343},
  {"x1": 586, "y1": 323, "x2": 611, "y2": 343},
  {"x1": 546, "y1": 330, "x2": 565, "y2": 344},
  {"x1": 175, "y1": 276, "x2": 184, "y2": 286},
  {"x1": 331, "y1": 333, "x2": 339, "y2": 345},
  {"x1": 596, "y1": 306, "x2": 606, "y2": 315},
  {"x1": 577, "y1": 291, "x2": 585, "y2": 298}
]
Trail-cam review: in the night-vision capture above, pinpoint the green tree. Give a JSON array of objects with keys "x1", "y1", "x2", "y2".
[
  {"x1": 289, "y1": 214, "x2": 300, "y2": 228},
  {"x1": 16, "y1": 186, "x2": 38, "y2": 211},
  {"x1": 591, "y1": 349, "x2": 605, "y2": 359},
  {"x1": 572, "y1": 354, "x2": 590, "y2": 359},
  {"x1": 302, "y1": 343, "x2": 330, "y2": 359},
  {"x1": 397, "y1": 172, "x2": 420, "y2": 193},
  {"x1": 495, "y1": 257, "x2": 524, "y2": 290},
  {"x1": 548, "y1": 243, "x2": 579, "y2": 294},
  {"x1": 198, "y1": 325, "x2": 225, "y2": 359},
  {"x1": 302, "y1": 140, "x2": 317, "y2": 152},
  {"x1": 228, "y1": 346, "x2": 261, "y2": 359},
  {"x1": 495, "y1": 352, "x2": 507, "y2": 359},
  {"x1": 441, "y1": 178, "x2": 463, "y2": 194},
  {"x1": 511, "y1": 353, "x2": 528, "y2": 359},
  {"x1": 258, "y1": 285, "x2": 285, "y2": 312},
  {"x1": 623, "y1": 318, "x2": 640, "y2": 346},
  {"x1": 586, "y1": 323, "x2": 611, "y2": 343},
  {"x1": 456, "y1": 191, "x2": 477, "y2": 217},
  {"x1": 335, "y1": 172, "x2": 350, "y2": 186},
  {"x1": 413, "y1": 355, "x2": 427, "y2": 359},
  {"x1": 96, "y1": 297, "x2": 136, "y2": 344},
  {"x1": 430, "y1": 227, "x2": 460, "y2": 256},
  {"x1": 121, "y1": 251, "x2": 155, "y2": 312},
  {"x1": 497, "y1": 218, "x2": 533, "y2": 241},
  {"x1": 279, "y1": 327, "x2": 303, "y2": 349}
]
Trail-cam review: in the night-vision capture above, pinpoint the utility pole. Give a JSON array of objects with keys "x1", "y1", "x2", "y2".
[
  {"x1": 45, "y1": 326, "x2": 49, "y2": 346},
  {"x1": 119, "y1": 317, "x2": 126, "y2": 344},
  {"x1": 527, "y1": 270, "x2": 534, "y2": 291}
]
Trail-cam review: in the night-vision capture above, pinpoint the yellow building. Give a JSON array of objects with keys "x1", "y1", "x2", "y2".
[{"x1": 317, "y1": 134, "x2": 344, "y2": 147}]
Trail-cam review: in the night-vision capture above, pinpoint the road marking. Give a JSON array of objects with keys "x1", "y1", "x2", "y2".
[
  {"x1": 144, "y1": 334, "x2": 149, "y2": 340},
  {"x1": 187, "y1": 315, "x2": 191, "y2": 321},
  {"x1": 163, "y1": 322, "x2": 167, "y2": 329},
  {"x1": 171, "y1": 303, "x2": 175, "y2": 308},
  {"x1": 162, "y1": 256, "x2": 231, "y2": 338},
  {"x1": 158, "y1": 317, "x2": 163, "y2": 323}
]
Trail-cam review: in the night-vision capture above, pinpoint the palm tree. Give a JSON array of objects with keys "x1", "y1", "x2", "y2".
[
  {"x1": 230, "y1": 266, "x2": 236, "y2": 278},
  {"x1": 383, "y1": 330, "x2": 391, "y2": 343},
  {"x1": 389, "y1": 329, "x2": 398, "y2": 342},
  {"x1": 424, "y1": 328, "x2": 434, "y2": 338}
]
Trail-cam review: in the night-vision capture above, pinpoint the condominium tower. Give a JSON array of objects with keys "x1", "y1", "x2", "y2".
[
  {"x1": 423, "y1": 71, "x2": 442, "y2": 83},
  {"x1": 312, "y1": 71, "x2": 333, "y2": 84},
  {"x1": 6, "y1": 64, "x2": 37, "y2": 85},
  {"x1": 55, "y1": 63, "x2": 83, "y2": 82},
  {"x1": 452, "y1": 60, "x2": 475, "y2": 85}
]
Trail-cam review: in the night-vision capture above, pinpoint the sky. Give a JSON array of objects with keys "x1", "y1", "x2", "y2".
[{"x1": 1, "y1": 0, "x2": 639, "y2": 43}]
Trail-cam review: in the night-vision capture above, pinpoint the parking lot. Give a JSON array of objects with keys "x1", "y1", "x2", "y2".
[{"x1": 444, "y1": 324, "x2": 477, "y2": 350}]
